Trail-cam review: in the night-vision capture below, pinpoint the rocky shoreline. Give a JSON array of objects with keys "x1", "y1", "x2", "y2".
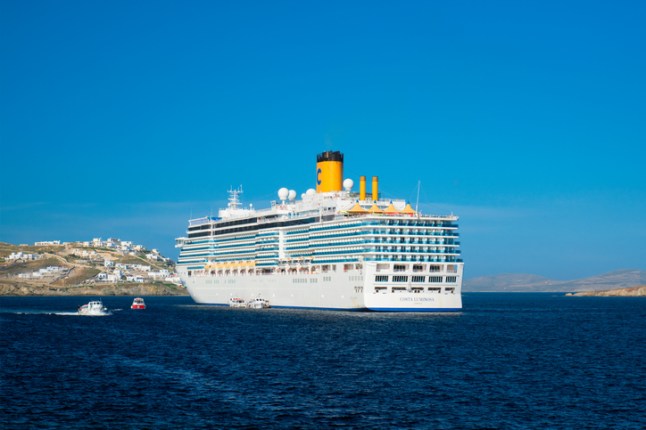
[
  {"x1": 566, "y1": 286, "x2": 646, "y2": 297},
  {"x1": 0, "y1": 281, "x2": 188, "y2": 297}
]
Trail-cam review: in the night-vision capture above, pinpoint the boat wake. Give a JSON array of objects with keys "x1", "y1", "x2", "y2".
[
  {"x1": 0, "y1": 310, "x2": 115, "y2": 316},
  {"x1": 1, "y1": 310, "x2": 82, "y2": 316}
]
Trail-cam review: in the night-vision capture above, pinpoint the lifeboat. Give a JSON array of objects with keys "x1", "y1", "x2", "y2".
[{"x1": 131, "y1": 297, "x2": 146, "y2": 310}]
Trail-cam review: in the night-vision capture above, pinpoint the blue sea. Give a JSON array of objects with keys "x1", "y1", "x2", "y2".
[{"x1": 1, "y1": 294, "x2": 644, "y2": 429}]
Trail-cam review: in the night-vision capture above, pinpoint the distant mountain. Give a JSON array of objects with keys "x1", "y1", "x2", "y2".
[
  {"x1": 464, "y1": 269, "x2": 646, "y2": 292},
  {"x1": 566, "y1": 286, "x2": 646, "y2": 297}
]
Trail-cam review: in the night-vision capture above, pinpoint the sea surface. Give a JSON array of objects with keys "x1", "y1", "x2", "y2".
[{"x1": 1, "y1": 294, "x2": 644, "y2": 429}]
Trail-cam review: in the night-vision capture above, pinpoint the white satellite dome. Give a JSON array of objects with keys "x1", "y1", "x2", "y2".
[
  {"x1": 278, "y1": 187, "x2": 289, "y2": 201},
  {"x1": 306, "y1": 188, "x2": 316, "y2": 195},
  {"x1": 288, "y1": 190, "x2": 297, "y2": 201},
  {"x1": 343, "y1": 178, "x2": 354, "y2": 191}
]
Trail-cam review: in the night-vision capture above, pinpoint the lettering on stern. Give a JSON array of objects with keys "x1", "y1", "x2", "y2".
[{"x1": 400, "y1": 297, "x2": 436, "y2": 302}]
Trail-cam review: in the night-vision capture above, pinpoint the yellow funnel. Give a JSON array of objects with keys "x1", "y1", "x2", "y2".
[
  {"x1": 316, "y1": 151, "x2": 343, "y2": 193},
  {"x1": 372, "y1": 176, "x2": 379, "y2": 201},
  {"x1": 360, "y1": 176, "x2": 366, "y2": 200}
]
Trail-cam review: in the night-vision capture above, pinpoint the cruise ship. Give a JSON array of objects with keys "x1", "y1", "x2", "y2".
[{"x1": 175, "y1": 151, "x2": 463, "y2": 311}]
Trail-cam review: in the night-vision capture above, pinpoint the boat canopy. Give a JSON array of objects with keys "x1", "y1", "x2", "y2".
[
  {"x1": 346, "y1": 202, "x2": 369, "y2": 214},
  {"x1": 400, "y1": 203, "x2": 417, "y2": 216},
  {"x1": 383, "y1": 203, "x2": 399, "y2": 215},
  {"x1": 368, "y1": 204, "x2": 383, "y2": 214}
]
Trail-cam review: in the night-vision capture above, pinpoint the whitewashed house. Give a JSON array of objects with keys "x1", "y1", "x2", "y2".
[
  {"x1": 147, "y1": 269, "x2": 170, "y2": 280},
  {"x1": 7, "y1": 252, "x2": 40, "y2": 261}
]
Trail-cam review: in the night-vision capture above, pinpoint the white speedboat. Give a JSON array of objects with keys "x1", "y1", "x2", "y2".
[
  {"x1": 247, "y1": 298, "x2": 270, "y2": 309},
  {"x1": 78, "y1": 300, "x2": 111, "y2": 316},
  {"x1": 229, "y1": 297, "x2": 246, "y2": 308}
]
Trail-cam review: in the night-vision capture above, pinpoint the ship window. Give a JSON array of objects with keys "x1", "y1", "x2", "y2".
[
  {"x1": 445, "y1": 287, "x2": 455, "y2": 293},
  {"x1": 376, "y1": 263, "x2": 390, "y2": 272},
  {"x1": 393, "y1": 275, "x2": 408, "y2": 282},
  {"x1": 429, "y1": 265, "x2": 441, "y2": 272},
  {"x1": 429, "y1": 276, "x2": 442, "y2": 283},
  {"x1": 412, "y1": 276, "x2": 425, "y2": 283},
  {"x1": 412, "y1": 264, "x2": 424, "y2": 272},
  {"x1": 394, "y1": 264, "x2": 406, "y2": 272},
  {"x1": 375, "y1": 275, "x2": 388, "y2": 282},
  {"x1": 446, "y1": 276, "x2": 457, "y2": 283}
]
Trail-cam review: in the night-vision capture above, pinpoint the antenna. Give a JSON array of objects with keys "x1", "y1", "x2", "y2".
[
  {"x1": 415, "y1": 180, "x2": 421, "y2": 214},
  {"x1": 228, "y1": 185, "x2": 243, "y2": 209}
]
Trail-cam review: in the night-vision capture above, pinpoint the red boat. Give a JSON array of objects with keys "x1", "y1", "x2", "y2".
[{"x1": 131, "y1": 297, "x2": 146, "y2": 310}]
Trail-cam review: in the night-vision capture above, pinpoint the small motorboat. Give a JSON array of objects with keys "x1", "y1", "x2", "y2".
[
  {"x1": 78, "y1": 300, "x2": 111, "y2": 316},
  {"x1": 131, "y1": 297, "x2": 146, "y2": 310},
  {"x1": 247, "y1": 298, "x2": 270, "y2": 309},
  {"x1": 229, "y1": 297, "x2": 246, "y2": 308}
]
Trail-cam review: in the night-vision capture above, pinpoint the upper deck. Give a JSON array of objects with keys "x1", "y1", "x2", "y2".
[
  {"x1": 177, "y1": 188, "x2": 458, "y2": 242},
  {"x1": 175, "y1": 150, "x2": 462, "y2": 271}
]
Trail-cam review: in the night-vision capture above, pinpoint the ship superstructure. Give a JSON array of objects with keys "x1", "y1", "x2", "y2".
[{"x1": 175, "y1": 151, "x2": 463, "y2": 311}]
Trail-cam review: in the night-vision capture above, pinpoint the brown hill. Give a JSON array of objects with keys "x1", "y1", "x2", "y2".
[
  {"x1": 0, "y1": 242, "x2": 187, "y2": 296},
  {"x1": 566, "y1": 286, "x2": 646, "y2": 297}
]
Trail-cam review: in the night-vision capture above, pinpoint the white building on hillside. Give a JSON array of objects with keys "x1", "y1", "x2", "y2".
[{"x1": 7, "y1": 252, "x2": 40, "y2": 261}]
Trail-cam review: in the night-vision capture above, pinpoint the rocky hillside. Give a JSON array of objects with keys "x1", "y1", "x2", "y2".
[
  {"x1": 464, "y1": 269, "x2": 646, "y2": 292},
  {"x1": 0, "y1": 242, "x2": 187, "y2": 296},
  {"x1": 566, "y1": 286, "x2": 646, "y2": 297}
]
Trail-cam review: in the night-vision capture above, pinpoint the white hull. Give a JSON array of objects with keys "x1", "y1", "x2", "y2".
[
  {"x1": 184, "y1": 270, "x2": 365, "y2": 310},
  {"x1": 180, "y1": 263, "x2": 462, "y2": 312},
  {"x1": 78, "y1": 310, "x2": 111, "y2": 316}
]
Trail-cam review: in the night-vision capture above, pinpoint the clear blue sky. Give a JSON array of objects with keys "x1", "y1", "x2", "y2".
[{"x1": 1, "y1": 1, "x2": 644, "y2": 280}]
